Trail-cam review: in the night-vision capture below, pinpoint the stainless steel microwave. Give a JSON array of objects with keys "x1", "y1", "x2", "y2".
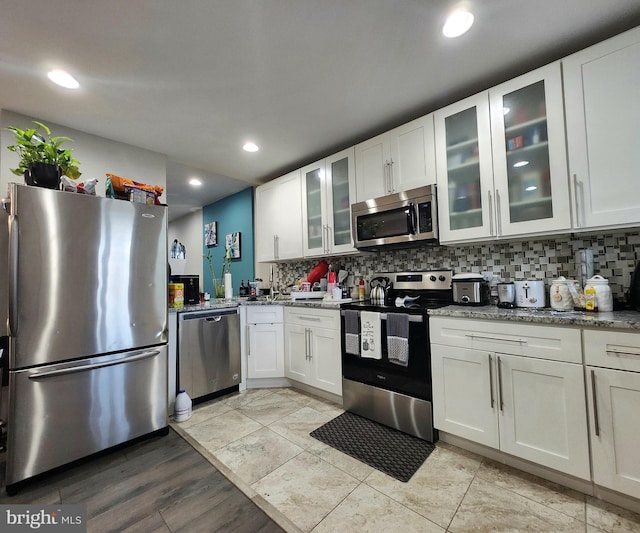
[{"x1": 351, "y1": 185, "x2": 438, "y2": 250}]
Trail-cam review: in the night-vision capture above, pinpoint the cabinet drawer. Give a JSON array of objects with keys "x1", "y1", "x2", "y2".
[
  {"x1": 584, "y1": 329, "x2": 640, "y2": 372},
  {"x1": 247, "y1": 305, "x2": 283, "y2": 324},
  {"x1": 284, "y1": 306, "x2": 340, "y2": 330},
  {"x1": 429, "y1": 317, "x2": 581, "y2": 364}
]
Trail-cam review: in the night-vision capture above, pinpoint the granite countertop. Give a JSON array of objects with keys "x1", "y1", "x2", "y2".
[
  {"x1": 169, "y1": 297, "x2": 351, "y2": 313},
  {"x1": 428, "y1": 305, "x2": 640, "y2": 330}
]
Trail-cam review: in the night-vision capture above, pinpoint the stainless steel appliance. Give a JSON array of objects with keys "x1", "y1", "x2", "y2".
[
  {"x1": 452, "y1": 273, "x2": 489, "y2": 305},
  {"x1": 497, "y1": 282, "x2": 516, "y2": 308},
  {"x1": 514, "y1": 279, "x2": 546, "y2": 308},
  {"x1": 178, "y1": 308, "x2": 241, "y2": 402},
  {"x1": 369, "y1": 276, "x2": 390, "y2": 306},
  {"x1": 340, "y1": 270, "x2": 453, "y2": 441},
  {"x1": 171, "y1": 274, "x2": 200, "y2": 304},
  {"x1": 351, "y1": 185, "x2": 437, "y2": 250},
  {"x1": 0, "y1": 184, "x2": 168, "y2": 493}
]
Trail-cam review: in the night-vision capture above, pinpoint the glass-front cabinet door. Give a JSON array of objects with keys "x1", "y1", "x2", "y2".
[
  {"x1": 301, "y1": 160, "x2": 326, "y2": 257},
  {"x1": 490, "y1": 62, "x2": 571, "y2": 236},
  {"x1": 301, "y1": 147, "x2": 356, "y2": 257},
  {"x1": 434, "y1": 93, "x2": 495, "y2": 243},
  {"x1": 326, "y1": 147, "x2": 356, "y2": 255}
]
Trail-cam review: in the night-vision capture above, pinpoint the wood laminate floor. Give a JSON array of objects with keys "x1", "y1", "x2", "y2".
[{"x1": 0, "y1": 429, "x2": 283, "y2": 533}]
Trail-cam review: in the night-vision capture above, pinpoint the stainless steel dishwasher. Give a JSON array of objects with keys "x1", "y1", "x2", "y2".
[{"x1": 178, "y1": 308, "x2": 241, "y2": 401}]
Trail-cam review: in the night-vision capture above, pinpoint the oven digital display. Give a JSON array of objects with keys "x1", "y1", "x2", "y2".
[{"x1": 395, "y1": 274, "x2": 423, "y2": 283}]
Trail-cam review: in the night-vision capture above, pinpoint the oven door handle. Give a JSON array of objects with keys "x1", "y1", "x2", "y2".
[{"x1": 340, "y1": 310, "x2": 424, "y2": 323}]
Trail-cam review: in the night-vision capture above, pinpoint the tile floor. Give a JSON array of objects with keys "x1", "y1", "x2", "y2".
[{"x1": 171, "y1": 387, "x2": 640, "y2": 533}]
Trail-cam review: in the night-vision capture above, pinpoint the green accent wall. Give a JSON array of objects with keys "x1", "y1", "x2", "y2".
[{"x1": 202, "y1": 187, "x2": 255, "y2": 296}]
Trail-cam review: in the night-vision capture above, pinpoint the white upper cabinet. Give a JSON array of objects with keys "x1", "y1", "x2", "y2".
[
  {"x1": 436, "y1": 63, "x2": 571, "y2": 244},
  {"x1": 255, "y1": 170, "x2": 303, "y2": 262},
  {"x1": 355, "y1": 115, "x2": 436, "y2": 201},
  {"x1": 563, "y1": 27, "x2": 640, "y2": 230},
  {"x1": 301, "y1": 147, "x2": 356, "y2": 257}
]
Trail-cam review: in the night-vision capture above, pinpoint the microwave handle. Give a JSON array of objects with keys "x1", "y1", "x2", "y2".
[{"x1": 408, "y1": 203, "x2": 417, "y2": 235}]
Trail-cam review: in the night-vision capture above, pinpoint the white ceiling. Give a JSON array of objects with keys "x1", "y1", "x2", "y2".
[{"x1": 1, "y1": 1, "x2": 639, "y2": 220}]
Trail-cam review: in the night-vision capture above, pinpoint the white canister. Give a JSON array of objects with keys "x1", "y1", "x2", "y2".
[
  {"x1": 585, "y1": 275, "x2": 613, "y2": 312},
  {"x1": 224, "y1": 272, "x2": 233, "y2": 299},
  {"x1": 174, "y1": 389, "x2": 192, "y2": 422},
  {"x1": 549, "y1": 277, "x2": 576, "y2": 311}
]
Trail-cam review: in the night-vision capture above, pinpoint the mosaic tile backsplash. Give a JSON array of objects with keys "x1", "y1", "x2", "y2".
[{"x1": 272, "y1": 231, "x2": 640, "y2": 304}]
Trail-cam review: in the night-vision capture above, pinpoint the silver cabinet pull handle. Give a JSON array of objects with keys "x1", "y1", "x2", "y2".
[
  {"x1": 605, "y1": 349, "x2": 640, "y2": 359},
  {"x1": 325, "y1": 225, "x2": 331, "y2": 252},
  {"x1": 487, "y1": 190, "x2": 494, "y2": 236},
  {"x1": 29, "y1": 350, "x2": 160, "y2": 379},
  {"x1": 495, "y1": 188, "x2": 503, "y2": 236},
  {"x1": 465, "y1": 333, "x2": 525, "y2": 344},
  {"x1": 246, "y1": 324, "x2": 252, "y2": 357},
  {"x1": 389, "y1": 158, "x2": 395, "y2": 192},
  {"x1": 573, "y1": 174, "x2": 581, "y2": 228},
  {"x1": 273, "y1": 235, "x2": 277, "y2": 259},
  {"x1": 591, "y1": 369, "x2": 600, "y2": 437},
  {"x1": 299, "y1": 316, "x2": 321, "y2": 322},
  {"x1": 488, "y1": 354, "x2": 495, "y2": 408},
  {"x1": 384, "y1": 161, "x2": 390, "y2": 193},
  {"x1": 497, "y1": 355, "x2": 504, "y2": 412}
]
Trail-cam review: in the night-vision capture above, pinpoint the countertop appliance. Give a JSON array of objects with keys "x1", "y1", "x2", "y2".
[
  {"x1": 452, "y1": 273, "x2": 489, "y2": 305},
  {"x1": 628, "y1": 261, "x2": 640, "y2": 310},
  {"x1": 369, "y1": 276, "x2": 390, "y2": 305},
  {"x1": 514, "y1": 279, "x2": 546, "y2": 308},
  {"x1": 497, "y1": 282, "x2": 516, "y2": 308},
  {"x1": 340, "y1": 270, "x2": 453, "y2": 442},
  {"x1": 178, "y1": 308, "x2": 240, "y2": 403},
  {"x1": 170, "y1": 274, "x2": 199, "y2": 305},
  {"x1": 0, "y1": 184, "x2": 168, "y2": 493},
  {"x1": 351, "y1": 185, "x2": 438, "y2": 250}
]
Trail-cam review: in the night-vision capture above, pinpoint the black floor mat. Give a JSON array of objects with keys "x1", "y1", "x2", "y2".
[{"x1": 310, "y1": 411, "x2": 435, "y2": 482}]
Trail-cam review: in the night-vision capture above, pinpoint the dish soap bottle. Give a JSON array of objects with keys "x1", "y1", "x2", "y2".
[{"x1": 585, "y1": 284, "x2": 597, "y2": 312}]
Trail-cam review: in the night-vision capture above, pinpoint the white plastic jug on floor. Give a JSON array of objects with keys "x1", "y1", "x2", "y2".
[{"x1": 174, "y1": 389, "x2": 192, "y2": 422}]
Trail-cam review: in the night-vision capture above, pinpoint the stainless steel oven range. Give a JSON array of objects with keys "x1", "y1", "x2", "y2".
[{"x1": 340, "y1": 270, "x2": 453, "y2": 442}]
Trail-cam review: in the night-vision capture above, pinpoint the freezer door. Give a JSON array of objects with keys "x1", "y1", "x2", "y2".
[
  {"x1": 6, "y1": 345, "x2": 168, "y2": 487},
  {"x1": 0, "y1": 199, "x2": 8, "y2": 337},
  {"x1": 8, "y1": 184, "x2": 168, "y2": 368}
]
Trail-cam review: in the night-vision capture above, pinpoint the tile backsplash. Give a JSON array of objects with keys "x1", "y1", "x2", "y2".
[{"x1": 273, "y1": 231, "x2": 640, "y2": 303}]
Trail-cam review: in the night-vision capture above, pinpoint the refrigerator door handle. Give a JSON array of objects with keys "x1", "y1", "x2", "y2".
[
  {"x1": 8, "y1": 214, "x2": 18, "y2": 337},
  {"x1": 28, "y1": 349, "x2": 161, "y2": 379}
]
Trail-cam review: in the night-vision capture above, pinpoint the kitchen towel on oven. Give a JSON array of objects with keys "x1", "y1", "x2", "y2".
[
  {"x1": 360, "y1": 311, "x2": 382, "y2": 359},
  {"x1": 344, "y1": 310, "x2": 360, "y2": 356},
  {"x1": 387, "y1": 313, "x2": 409, "y2": 366}
]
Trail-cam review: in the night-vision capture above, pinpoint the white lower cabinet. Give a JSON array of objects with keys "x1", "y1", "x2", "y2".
[
  {"x1": 430, "y1": 317, "x2": 590, "y2": 480},
  {"x1": 246, "y1": 306, "x2": 284, "y2": 379},
  {"x1": 284, "y1": 307, "x2": 342, "y2": 396},
  {"x1": 584, "y1": 329, "x2": 640, "y2": 499}
]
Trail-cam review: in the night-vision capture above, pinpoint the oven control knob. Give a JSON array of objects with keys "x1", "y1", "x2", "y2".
[
  {"x1": 429, "y1": 275, "x2": 436, "y2": 282},
  {"x1": 461, "y1": 295, "x2": 470, "y2": 303},
  {"x1": 438, "y1": 275, "x2": 446, "y2": 282}
]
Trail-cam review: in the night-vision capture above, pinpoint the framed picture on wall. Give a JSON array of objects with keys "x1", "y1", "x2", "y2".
[
  {"x1": 225, "y1": 232, "x2": 241, "y2": 259},
  {"x1": 205, "y1": 221, "x2": 217, "y2": 247}
]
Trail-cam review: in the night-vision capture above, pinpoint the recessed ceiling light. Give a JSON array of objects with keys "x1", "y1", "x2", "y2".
[
  {"x1": 443, "y1": 9, "x2": 474, "y2": 38},
  {"x1": 513, "y1": 160, "x2": 529, "y2": 168},
  {"x1": 189, "y1": 178, "x2": 202, "y2": 186},
  {"x1": 47, "y1": 69, "x2": 79, "y2": 89},
  {"x1": 243, "y1": 142, "x2": 259, "y2": 152}
]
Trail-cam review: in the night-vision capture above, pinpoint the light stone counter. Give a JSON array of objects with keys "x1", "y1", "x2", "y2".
[
  {"x1": 428, "y1": 305, "x2": 640, "y2": 330},
  {"x1": 169, "y1": 296, "x2": 353, "y2": 313}
]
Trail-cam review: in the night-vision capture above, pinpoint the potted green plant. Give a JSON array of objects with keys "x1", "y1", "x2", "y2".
[
  {"x1": 204, "y1": 249, "x2": 232, "y2": 298},
  {"x1": 6, "y1": 121, "x2": 81, "y2": 189}
]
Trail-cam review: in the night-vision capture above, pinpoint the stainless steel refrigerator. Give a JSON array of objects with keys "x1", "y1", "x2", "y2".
[{"x1": 0, "y1": 183, "x2": 168, "y2": 492}]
